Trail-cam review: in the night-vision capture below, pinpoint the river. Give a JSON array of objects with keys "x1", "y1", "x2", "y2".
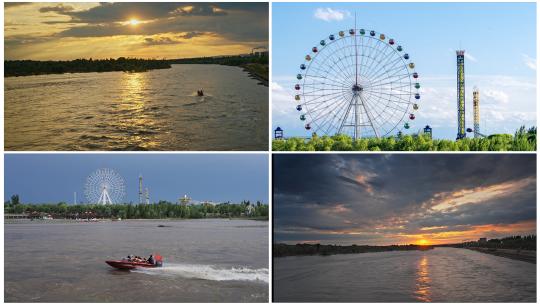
[
  {"x1": 5, "y1": 219, "x2": 268, "y2": 302},
  {"x1": 4, "y1": 64, "x2": 268, "y2": 151},
  {"x1": 273, "y1": 247, "x2": 535, "y2": 302}
]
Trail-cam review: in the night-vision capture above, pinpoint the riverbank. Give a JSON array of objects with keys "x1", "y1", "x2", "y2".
[
  {"x1": 5, "y1": 217, "x2": 269, "y2": 224},
  {"x1": 274, "y1": 243, "x2": 434, "y2": 257},
  {"x1": 241, "y1": 63, "x2": 269, "y2": 86},
  {"x1": 465, "y1": 247, "x2": 536, "y2": 264},
  {"x1": 5, "y1": 58, "x2": 171, "y2": 77}
]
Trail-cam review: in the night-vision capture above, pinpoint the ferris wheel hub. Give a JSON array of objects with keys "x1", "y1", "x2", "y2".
[{"x1": 352, "y1": 84, "x2": 363, "y2": 93}]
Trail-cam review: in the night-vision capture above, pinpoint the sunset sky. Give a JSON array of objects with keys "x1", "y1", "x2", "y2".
[
  {"x1": 4, "y1": 2, "x2": 268, "y2": 60},
  {"x1": 274, "y1": 154, "x2": 536, "y2": 246}
]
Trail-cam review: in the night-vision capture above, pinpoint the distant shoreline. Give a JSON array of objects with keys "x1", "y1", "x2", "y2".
[
  {"x1": 4, "y1": 58, "x2": 171, "y2": 77},
  {"x1": 5, "y1": 55, "x2": 269, "y2": 78},
  {"x1": 5, "y1": 217, "x2": 268, "y2": 224},
  {"x1": 274, "y1": 243, "x2": 434, "y2": 257},
  {"x1": 241, "y1": 63, "x2": 269, "y2": 87},
  {"x1": 464, "y1": 247, "x2": 536, "y2": 264}
]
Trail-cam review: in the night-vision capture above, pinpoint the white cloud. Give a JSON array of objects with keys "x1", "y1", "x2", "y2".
[
  {"x1": 272, "y1": 74, "x2": 536, "y2": 139},
  {"x1": 482, "y1": 89, "x2": 509, "y2": 104},
  {"x1": 522, "y1": 54, "x2": 536, "y2": 71},
  {"x1": 271, "y1": 81, "x2": 284, "y2": 91},
  {"x1": 314, "y1": 8, "x2": 349, "y2": 22}
]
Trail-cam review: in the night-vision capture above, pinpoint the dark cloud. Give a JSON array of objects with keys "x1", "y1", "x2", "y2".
[
  {"x1": 6, "y1": 2, "x2": 267, "y2": 54},
  {"x1": 177, "y1": 31, "x2": 207, "y2": 39},
  {"x1": 45, "y1": 2, "x2": 268, "y2": 43},
  {"x1": 4, "y1": 2, "x2": 32, "y2": 9},
  {"x1": 274, "y1": 154, "x2": 536, "y2": 244},
  {"x1": 143, "y1": 36, "x2": 183, "y2": 46},
  {"x1": 39, "y1": 4, "x2": 74, "y2": 14}
]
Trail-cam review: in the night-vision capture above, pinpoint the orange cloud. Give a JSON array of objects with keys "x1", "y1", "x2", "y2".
[
  {"x1": 353, "y1": 171, "x2": 378, "y2": 194},
  {"x1": 428, "y1": 177, "x2": 535, "y2": 212},
  {"x1": 396, "y1": 220, "x2": 536, "y2": 245}
]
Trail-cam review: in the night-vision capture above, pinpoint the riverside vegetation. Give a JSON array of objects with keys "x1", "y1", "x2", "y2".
[
  {"x1": 171, "y1": 54, "x2": 269, "y2": 85},
  {"x1": 273, "y1": 126, "x2": 536, "y2": 151},
  {"x1": 448, "y1": 235, "x2": 536, "y2": 251},
  {"x1": 5, "y1": 54, "x2": 269, "y2": 83},
  {"x1": 4, "y1": 195, "x2": 268, "y2": 220},
  {"x1": 5, "y1": 58, "x2": 171, "y2": 76},
  {"x1": 274, "y1": 243, "x2": 433, "y2": 257}
]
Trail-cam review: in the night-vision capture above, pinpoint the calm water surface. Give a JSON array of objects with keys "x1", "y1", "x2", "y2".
[
  {"x1": 5, "y1": 219, "x2": 268, "y2": 302},
  {"x1": 274, "y1": 248, "x2": 536, "y2": 302},
  {"x1": 5, "y1": 65, "x2": 268, "y2": 151}
]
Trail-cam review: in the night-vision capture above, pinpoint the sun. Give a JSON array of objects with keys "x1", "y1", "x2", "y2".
[
  {"x1": 417, "y1": 239, "x2": 429, "y2": 245},
  {"x1": 129, "y1": 19, "x2": 139, "y2": 26}
]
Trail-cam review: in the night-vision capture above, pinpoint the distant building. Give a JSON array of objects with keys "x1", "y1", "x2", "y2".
[
  {"x1": 274, "y1": 127, "x2": 283, "y2": 139},
  {"x1": 179, "y1": 194, "x2": 191, "y2": 205},
  {"x1": 253, "y1": 50, "x2": 269, "y2": 57},
  {"x1": 478, "y1": 237, "x2": 487, "y2": 243},
  {"x1": 246, "y1": 204, "x2": 256, "y2": 216}
]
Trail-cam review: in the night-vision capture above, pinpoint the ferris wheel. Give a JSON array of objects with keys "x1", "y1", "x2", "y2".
[
  {"x1": 84, "y1": 168, "x2": 125, "y2": 205},
  {"x1": 294, "y1": 28, "x2": 420, "y2": 139}
]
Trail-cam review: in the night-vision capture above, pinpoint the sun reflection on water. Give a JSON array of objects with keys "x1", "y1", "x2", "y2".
[
  {"x1": 116, "y1": 72, "x2": 160, "y2": 150},
  {"x1": 414, "y1": 255, "x2": 431, "y2": 302}
]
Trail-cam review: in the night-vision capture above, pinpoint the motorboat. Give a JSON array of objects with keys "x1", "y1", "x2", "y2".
[{"x1": 106, "y1": 254, "x2": 163, "y2": 270}]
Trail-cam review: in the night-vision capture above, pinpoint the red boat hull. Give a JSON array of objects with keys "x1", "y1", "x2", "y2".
[{"x1": 106, "y1": 260, "x2": 159, "y2": 270}]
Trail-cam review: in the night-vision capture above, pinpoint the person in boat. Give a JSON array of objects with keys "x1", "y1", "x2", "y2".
[
  {"x1": 197, "y1": 89, "x2": 204, "y2": 97},
  {"x1": 148, "y1": 254, "x2": 154, "y2": 265}
]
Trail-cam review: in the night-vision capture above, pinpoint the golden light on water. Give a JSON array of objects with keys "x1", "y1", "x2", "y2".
[
  {"x1": 117, "y1": 72, "x2": 159, "y2": 150},
  {"x1": 414, "y1": 255, "x2": 431, "y2": 302}
]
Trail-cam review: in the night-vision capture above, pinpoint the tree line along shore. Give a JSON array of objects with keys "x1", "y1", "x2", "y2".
[
  {"x1": 4, "y1": 196, "x2": 268, "y2": 220},
  {"x1": 273, "y1": 126, "x2": 536, "y2": 151},
  {"x1": 440, "y1": 235, "x2": 536, "y2": 263},
  {"x1": 4, "y1": 54, "x2": 269, "y2": 85},
  {"x1": 274, "y1": 243, "x2": 434, "y2": 257}
]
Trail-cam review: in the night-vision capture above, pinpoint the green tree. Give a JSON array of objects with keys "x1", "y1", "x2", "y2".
[{"x1": 11, "y1": 194, "x2": 20, "y2": 205}]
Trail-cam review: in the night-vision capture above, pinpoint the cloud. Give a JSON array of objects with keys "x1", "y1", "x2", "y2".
[
  {"x1": 5, "y1": 2, "x2": 268, "y2": 60},
  {"x1": 4, "y1": 3, "x2": 32, "y2": 9},
  {"x1": 314, "y1": 8, "x2": 349, "y2": 22},
  {"x1": 50, "y1": 3, "x2": 268, "y2": 43},
  {"x1": 522, "y1": 54, "x2": 536, "y2": 70},
  {"x1": 482, "y1": 89, "x2": 509, "y2": 104},
  {"x1": 273, "y1": 72, "x2": 536, "y2": 140},
  {"x1": 143, "y1": 36, "x2": 182, "y2": 46},
  {"x1": 274, "y1": 154, "x2": 536, "y2": 245},
  {"x1": 177, "y1": 31, "x2": 209, "y2": 39},
  {"x1": 39, "y1": 4, "x2": 74, "y2": 14}
]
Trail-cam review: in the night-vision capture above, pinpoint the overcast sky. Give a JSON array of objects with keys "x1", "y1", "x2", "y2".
[
  {"x1": 272, "y1": 2, "x2": 536, "y2": 140},
  {"x1": 4, "y1": 2, "x2": 268, "y2": 60},
  {"x1": 274, "y1": 154, "x2": 536, "y2": 245},
  {"x1": 5, "y1": 154, "x2": 268, "y2": 204}
]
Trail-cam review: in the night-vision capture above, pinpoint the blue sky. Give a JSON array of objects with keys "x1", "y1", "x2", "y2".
[
  {"x1": 272, "y1": 2, "x2": 536, "y2": 139},
  {"x1": 5, "y1": 154, "x2": 268, "y2": 204}
]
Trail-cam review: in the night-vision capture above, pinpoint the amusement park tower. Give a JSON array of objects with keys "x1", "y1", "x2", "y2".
[
  {"x1": 456, "y1": 50, "x2": 466, "y2": 140},
  {"x1": 473, "y1": 87, "x2": 480, "y2": 138},
  {"x1": 138, "y1": 174, "x2": 143, "y2": 204}
]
